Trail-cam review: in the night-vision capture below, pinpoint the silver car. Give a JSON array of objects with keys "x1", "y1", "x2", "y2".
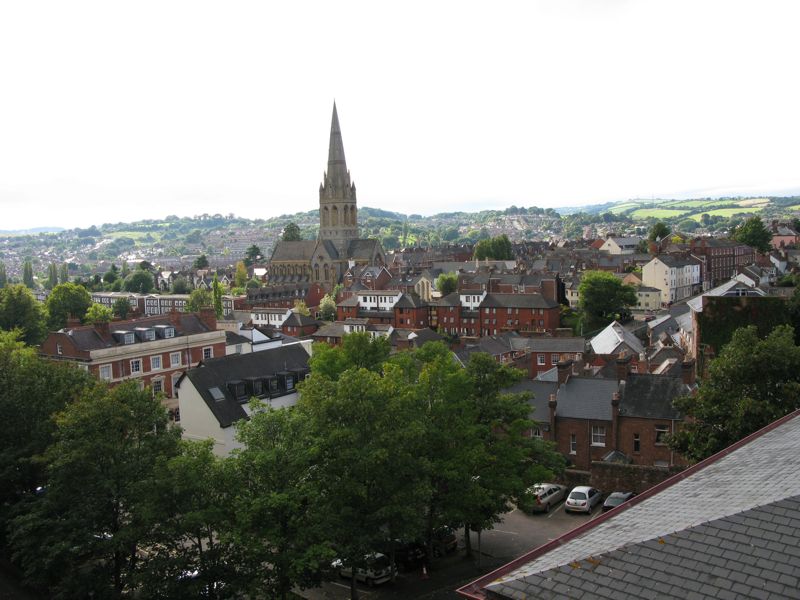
[
  {"x1": 564, "y1": 486, "x2": 602, "y2": 514},
  {"x1": 523, "y1": 483, "x2": 566, "y2": 513}
]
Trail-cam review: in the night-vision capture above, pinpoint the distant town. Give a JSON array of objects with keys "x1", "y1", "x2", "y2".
[{"x1": 2, "y1": 104, "x2": 800, "y2": 600}]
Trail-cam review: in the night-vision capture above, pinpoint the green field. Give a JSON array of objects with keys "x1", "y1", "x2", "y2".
[
  {"x1": 608, "y1": 202, "x2": 643, "y2": 214},
  {"x1": 688, "y1": 207, "x2": 762, "y2": 221},
  {"x1": 667, "y1": 200, "x2": 725, "y2": 209},
  {"x1": 630, "y1": 208, "x2": 690, "y2": 220},
  {"x1": 105, "y1": 231, "x2": 162, "y2": 240}
]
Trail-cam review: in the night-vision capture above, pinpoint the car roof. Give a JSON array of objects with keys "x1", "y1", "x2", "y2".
[{"x1": 570, "y1": 486, "x2": 593, "y2": 493}]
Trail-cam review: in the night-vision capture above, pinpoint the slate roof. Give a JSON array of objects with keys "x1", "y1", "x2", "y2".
[
  {"x1": 480, "y1": 293, "x2": 559, "y2": 309},
  {"x1": 618, "y1": 374, "x2": 686, "y2": 420},
  {"x1": 686, "y1": 280, "x2": 766, "y2": 312},
  {"x1": 437, "y1": 292, "x2": 462, "y2": 307},
  {"x1": 589, "y1": 321, "x2": 645, "y2": 356},
  {"x1": 62, "y1": 313, "x2": 214, "y2": 351},
  {"x1": 462, "y1": 409, "x2": 800, "y2": 600},
  {"x1": 555, "y1": 377, "x2": 617, "y2": 420},
  {"x1": 346, "y1": 239, "x2": 381, "y2": 260},
  {"x1": 527, "y1": 337, "x2": 586, "y2": 354},
  {"x1": 506, "y1": 379, "x2": 557, "y2": 423},
  {"x1": 282, "y1": 312, "x2": 321, "y2": 327},
  {"x1": 181, "y1": 344, "x2": 310, "y2": 428},
  {"x1": 225, "y1": 330, "x2": 251, "y2": 346},
  {"x1": 394, "y1": 293, "x2": 428, "y2": 308},
  {"x1": 269, "y1": 240, "x2": 317, "y2": 262}
]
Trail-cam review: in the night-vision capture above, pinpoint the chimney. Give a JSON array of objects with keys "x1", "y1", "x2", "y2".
[
  {"x1": 616, "y1": 352, "x2": 632, "y2": 382},
  {"x1": 169, "y1": 308, "x2": 181, "y2": 326},
  {"x1": 66, "y1": 317, "x2": 81, "y2": 329},
  {"x1": 557, "y1": 358, "x2": 573, "y2": 386},
  {"x1": 541, "y1": 279, "x2": 557, "y2": 303},
  {"x1": 611, "y1": 390, "x2": 621, "y2": 452},
  {"x1": 548, "y1": 393, "x2": 557, "y2": 440},
  {"x1": 96, "y1": 320, "x2": 110, "y2": 337},
  {"x1": 681, "y1": 358, "x2": 696, "y2": 386},
  {"x1": 199, "y1": 307, "x2": 218, "y2": 331}
]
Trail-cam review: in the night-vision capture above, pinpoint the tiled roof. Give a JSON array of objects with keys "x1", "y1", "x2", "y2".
[
  {"x1": 527, "y1": 337, "x2": 586, "y2": 353},
  {"x1": 589, "y1": 321, "x2": 645, "y2": 356},
  {"x1": 480, "y1": 293, "x2": 559, "y2": 309}
]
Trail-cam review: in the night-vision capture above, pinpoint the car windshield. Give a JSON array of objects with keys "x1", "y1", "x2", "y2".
[
  {"x1": 368, "y1": 555, "x2": 390, "y2": 570},
  {"x1": 570, "y1": 491, "x2": 587, "y2": 500},
  {"x1": 606, "y1": 496, "x2": 624, "y2": 505}
]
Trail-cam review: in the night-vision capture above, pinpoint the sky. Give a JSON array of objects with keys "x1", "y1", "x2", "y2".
[{"x1": 1, "y1": 1, "x2": 799, "y2": 231}]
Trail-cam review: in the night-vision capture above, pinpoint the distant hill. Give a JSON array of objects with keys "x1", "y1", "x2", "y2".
[{"x1": 0, "y1": 227, "x2": 65, "y2": 235}]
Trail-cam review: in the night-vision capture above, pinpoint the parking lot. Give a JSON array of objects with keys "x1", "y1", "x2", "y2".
[{"x1": 300, "y1": 493, "x2": 600, "y2": 599}]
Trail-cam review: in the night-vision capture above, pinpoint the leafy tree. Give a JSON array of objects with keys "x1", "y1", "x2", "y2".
[
  {"x1": 309, "y1": 332, "x2": 391, "y2": 381},
  {"x1": 59, "y1": 262, "x2": 69, "y2": 284},
  {"x1": 435, "y1": 272, "x2": 458, "y2": 296},
  {"x1": 670, "y1": 325, "x2": 800, "y2": 462},
  {"x1": 8, "y1": 382, "x2": 181, "y2": 597},
  {"x1": 648, "y1": 222, "x2": 671, "y2": 242},
  {"x1": 0, "y1": 261, "x2": 6, "y2": 288},
  {"x1": 282, "y1": 222, "x2": 302, "y2": 241},
  {"x1": 123, "y1": 269, "x2": 155, "y2": 294},
  {"x1": 187, "y1": 289, "x2": 213, "y2": 313},
  {"x1": 578, "y1": 270, "x2": 637, "y2": 328},
  {"x1": 293, "y1": 299, "x2": 310, "y2": 316},
  {"x1": 138, "y1": 260, "x2": 153, "y2": 272},
  {"x1": 45, "y1": 282, "x2": 92, "y2": 330},
  {"x1": 112, "y1": 297, "x2": 130, "y2": 320},
  {"x1": 0, "y1": 284, "x2": 47, "y2": 344},
  {"x1": 171, "y1": 275, "x2": 190, "y2": 294},
  {"x1": 234, "y1": 261, "x2": 248, "y2": 288},
  {"x1": 231, "y1": 408, "x2": 333, "y2": 599},
  {"x1": 23, "y1": 260, "x2": 34, "y2": 288},
  {"x1": 474, "y1": 234, "x2": 513, "y2": 260},
  {"x1": 212, "y1": 275, "x2": 224, "y2": 319},
  {"x1": 121, "y1": 261, "x2": 130, "y2": 278},
  {"x1": 733, "y1": 215, "x2": 772, "y2": 253},
  {"x1": 46, "y1": 263, "x2": 59, "y2": 290},
  {"x1": 318, "y1": 293, "x2": 337, "y2": 321},
  {"x1": 192, "y1": 254, "x2": 209, "y2": 270},
  {"x1": 103, "y1": 264, "x2": 119, "y2": 285},
  {"x1": 85, "y1": 303, "x2": 113, "y2": 325},
  {"x1": 244, "y1": 245, "x2": 261, "y2": 267},
  {"x1": 245, "y1": 278, "x2": 261, "y2": 289}
]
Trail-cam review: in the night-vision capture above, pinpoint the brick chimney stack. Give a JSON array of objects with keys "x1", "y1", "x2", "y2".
[
  {"x1": 199, "y1": 307, "x2": 218, "y2": 331},
  {"x1": 681, "y1": 358, "x2": 696, "y2": 386},
  {"x1": 557, "y1": 358, "x2": 573, "y2": 386},
  {"x1": 548, "y1": 393, "x2": 557, "y2": 440},
  {"x1": 611, "y1": 391, "x2": 621, "y2": 451},
  {"x1": 616, "y1": 352, "x2": 632, "y2": 382}
]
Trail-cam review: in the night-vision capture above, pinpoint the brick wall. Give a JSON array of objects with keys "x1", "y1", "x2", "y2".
[{"x1": 588, "y1": 461, "x2": 685, "y2": 494}]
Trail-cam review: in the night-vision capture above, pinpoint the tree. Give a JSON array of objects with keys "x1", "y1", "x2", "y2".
[
  {"x1": 0, "y1": 261, "x2": 6, "y2": 288},
  {"x1": 234, "y1": 261, "x2": 248, "y2": 288},
  {"x1": 121, "y1": 261, "x2": 130, "y2": 278},
  {"x1": 293, "y1": 299, "x2": 310, "y2": 316},
  {"x1": 112, "y1": 297, "x2": 130, "y2": 320},
  {"x1": 435, "y1": 272, "x2": 458, "y2": 296},
  {"x1": 244, "y1": 245, "x2": 261, "y2": 267},
  {"x1": 318, "y1": 294, "x2": 337, "y2": 321},
  {"x1": 212, "y1": 275, "x2": 224, "y2": 319},
  {"x1": 23, "y1": 260, "x2": 34, "y2": 288},
  {"x1": 246, "y1": 278, "x2": 261, "y2": 289},
  {"x1": 45, "y1": 282, "x2": 92, "y2": 330},
  {"x1": 171, "y1": 275, "x2": 190, "y2": 294},
  {"x1": 187, "y1": 289, "x2": 213, "y2": 313},
  {"x1": 8, "y1": 382, "x2": 181, "y2": 597},
  {"x1": 578, "y1": 270, "x2": 637, "y2": 328},
  {"x1": 474, "y1": 234, "x2": 513, "y2": 260},
  {"x1": 123, "y1": 269, "x2": 155, "y2": 294},
  {"x1": 0, "y1": 284, "x2": 46, "y2": 345},
  {"x1": 648, "y1": 222, "x2": 671, "y2": 242},
  {"x1": 670, "y1": 325, "x2": 800, "y2": 462},
  {"x1": 85, "y1": 303, "x2": 113, "y2": 325},
  {"x1": 733, "y1": 215, "x2": 772, "y2": 253},
  {"x1": 59, "y1": 263, "x2": 69, "y2": 285},
  {"x1": 192, "y1": 254, "x2": 209, "y2": 270},
  {"x1": 103, "y1": 264, "x2": 119, "y2": 285},
  {"x1": 282, "y1": 222, "x2": 302, "y2": 241},
  {"x1": 138, "y1": 260, "x2": 153, "y2": 272},
  {"x1": 46, "y1": 263, "x2": 58, "y2": 290}
]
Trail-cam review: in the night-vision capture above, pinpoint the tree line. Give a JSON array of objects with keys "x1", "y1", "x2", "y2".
[{"x1": 0, "y1": 333, "x2": 563, "y2": 599}]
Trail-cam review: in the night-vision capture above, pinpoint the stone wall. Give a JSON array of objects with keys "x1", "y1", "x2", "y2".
[{"x1": 589, "y1": 461, "x2": 684, "y2": 494}]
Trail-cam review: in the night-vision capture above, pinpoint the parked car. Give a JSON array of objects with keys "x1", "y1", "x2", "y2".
[
  {"x1": 519, "y1": 483, "x2": 566, "y2": 514},
  {"x1": 431, "y1": 526, "x2": 458, "y2": 556},
  {"x1": 379, "y1": 540, "x2": 425, "y2": 571},
  {"x1": 564, "y1": 486, "x2": 602, "y2": 514},
  {"x1": 332, "y1": 553, "x2": 393, "y2": 586},
  {"x1": 602, "y1": 491, "x2": 636, "y2": 512}
]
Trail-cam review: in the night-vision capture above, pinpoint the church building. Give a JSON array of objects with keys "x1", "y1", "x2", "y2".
[{"x1": 268, "y1": 103, "x2": 385, "y2": 291}]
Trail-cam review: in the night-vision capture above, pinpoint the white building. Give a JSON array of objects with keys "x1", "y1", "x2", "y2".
[{"x1": 642, "y1": 255, "x2": 701, "y2": 305}]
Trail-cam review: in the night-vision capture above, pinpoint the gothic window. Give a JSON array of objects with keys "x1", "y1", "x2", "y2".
[
  {"x1": 324, "y1": 264, "x2": 330, "y2": 281},
  {"x1": 343, "y1": 205, "x2": 349, "y2": 227},
  {"x1": 332, "y1": 205, "x2": 339, "y2": 226},
  {"x1": 323, "y1": 207, "x2": 329, "y2": 227},
  {"x1": 314, "y1": 265, "x2": 320, "y2": 280},
  {"x1": 350, "y1": 204, "x2": 357, "y2": 226}
]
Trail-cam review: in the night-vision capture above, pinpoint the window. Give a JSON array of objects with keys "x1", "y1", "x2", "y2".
[
  {"x1": 99, "y1": 364, "x2": 112, "y2": 380},
  {"x1": 130, "y1": 359, "x2": 142, "y2": 374},
  {"x1": 152, "y1": 379, "x2": 163, "y2": 395},
  {"x1": 203, "y1": 347, "x2": 213, "y2": 360},
  {"x1": 531, "y1": 426, "x2": 542, "y2": 438},
  {"x1": 235, "y1": 344, "x2": 243, "y2": 354},
  {"x1": 56, "y1": 344, "x2": 63, "y2": 355},
  {"x1": 655, "y1": 425, "x2": 669, "y2": 445},
  {"x1": 163, "y1": 327, "x2": 175, "y2": 339},
  {"x1": 150, "y1": 355, "x2": 162, "y2": 370},
  {"x1": 591, "y1": 426, "x2": 606, "y2": 447},
  {"x1": 633, "y1": 433, "x2": 641, "y2": 453},
  {"x1": 569, "y1": 434, "x2": 577, "y2": 455},
  {"x1": 551, "y1": 353, "x2": 559, "y2": 365},
  {"x1": 124, "y1": 333, "x2": 135, "y2": 345},
  {"x1": 170, "y1": 352, "x2": 181, "y2": 367}
]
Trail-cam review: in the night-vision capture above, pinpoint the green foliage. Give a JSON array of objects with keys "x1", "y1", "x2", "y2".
[
  {"x1": 293, "y1": 299, "x2": 310, "y2": 316},
  {"x1": 671, "y1": 325, "x2": 800, "y2": 461},
  {"x1": 648, "y1": 222, "x2": 671, "y2": 242},
  {"x1": 308, "y1": 333, "x2": 391, "y2": 380},
  {"x1": 0, "y1": 261, "x2": 6, "y2": 288},
  {"x1": 123, "y1": 269, "x2": 155, "y2": 294},
  {"x1": 435, "y1": 271, "x2": 458, "y2": 296},
  {"x1": 59, "y1": 262, "x2": 69, "y2": 284},
  {"x1": 45, "y1": 282, "x2": 92, "y2": 330},
  {"x1": 474, "y1": 234, "x2": 513, "y2": 260},
  {"x1": 187, "y1": 288, "x2": 213, "y2": 313},
  {"x1": 171, "y1": 275, "x2": 190, "y2": 294},
  {"x1": 23, "y1": 260, "x2": 34, "y2": 288},
  {"x1": 733, "y1": 215, "x2": 772, "y2": 253},
  {"x1": 318, "y1": 293, "x2": 337, "y2": 321},
  {"x1": 84, "y1": 303, "x2": 113, "y2": 325},
  {"x1": 45, "y1": 263, "x2": 59, "y2": 290},
  {"x1": 192, "y1": 254, "x2": 209, "y2": 270},
  {"x1": 234, "y1": 261, "x2": 248, "y2": 288},
  {"x1": 0, "y1": 284, "x2": 46, "y2": 344},
  {"x1": 212, "y1": 274, "x2": 224, "y2": 319},
  {"x1": 578, "y1": 271, "x2": 637, "y2": 328},
  {"x1": 244, "y1": 245, "x2": 261, "y2": 267},
  {"x1": 282, "y1": 222, "x2": 302, "y2": 241},
  {"x1": 245, "y1": 278, "x2": 261, "y2": 289},
  {"x1": 112, "y1": 297, "x2": 130, "y2": 319}
]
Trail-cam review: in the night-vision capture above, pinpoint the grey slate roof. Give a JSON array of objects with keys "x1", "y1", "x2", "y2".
[
  {"x1": 589, "y1": 321, "x2": 645, "y2": 356},
  {"x1": 555, "y1": 377, "x2": 617, "y2": 420},
  {"x1": 618, "y1": 374, "x2": 686, "y2": 420},
  {"x1": 527, "y1": 337, "x2": 586, "y2": 354},
  {"x1": 473, "y1": 410, "x2": 800, "y2": 600},
  {"x1": 506, "y1": 379, "x2": 557, "y2": 423},
  {"x1": 63, "y1": 313, "x2": 214, "y2": 351},
  {"x1": 480, "y1": 293, "x2": 559, "y2": 309},
  {"x1": 270, "y1": 240, "x2": 317, "y2": 262}
]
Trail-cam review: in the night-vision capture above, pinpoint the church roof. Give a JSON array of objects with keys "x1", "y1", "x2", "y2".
[
  {"x1": 270, "y1": 240, "x2": 317, "y2": 262},
  {"x1": 347, "y1": 239, "x2": 381, "y2": 260}
]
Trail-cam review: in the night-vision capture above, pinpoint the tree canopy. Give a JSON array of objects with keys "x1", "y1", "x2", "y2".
[
  {"x1": 123, "y1": 269, "x2": 155, "y2": 294},
  {"x1": 733, "y1": 215, "x2": 772, "y2": 253},
  {"x1": 244, "y1": 245, "x2": 262, "y2": 267},
  {"x1": 578, "y1": 270, "x2": 637, "y2": 328},
  {"x1": 0, "y1": 284, "x2": 46, "y2": 345},
  {"x1": 473, "y1": 234, "x2": 513, "y2": 260},
  {"x1": 187, "y1": 288, "x2": 213, "y2": 313},
  {"x1": 648, "y1": 222, "x2": 671, "y2": 242},
  {"x1": 282, "y1": 222, "x2": 302, "y2": 241},
  {"x1": 670, "y1": 325, "x2": 800, "y2": 461},
  {"x1": 192, "y1": 254, "x2": 209, "y2": 270},
  {"x1": 435, "y1": 272, "x2": 458, "y2": 296},
  {"x1": 84, "y1": 303, "x2": 113, "y2": 325},
  {"x1": 318, "y1": 293, "x2": 337, "y2": 321},
  {"x1": 45, "y1": 282, "x2": 92, "y2": 330}
]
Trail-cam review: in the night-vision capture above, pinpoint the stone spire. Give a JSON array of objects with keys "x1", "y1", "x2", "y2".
[{"x1": 319, "y1": 102, "x2": 358, "y2": 249}]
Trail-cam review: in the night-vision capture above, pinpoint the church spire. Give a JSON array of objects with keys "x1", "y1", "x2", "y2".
[
  {"x1": 319, "y1": 102, "x2": 358, "y2": 249},
  {"x1": 327, "y1": 101, "x2": 349, "y2": 188}
]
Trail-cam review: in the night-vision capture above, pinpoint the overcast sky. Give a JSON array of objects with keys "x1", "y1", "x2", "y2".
[{"x1": 1, "y1": 1, "x2": 799, "y2": 231}]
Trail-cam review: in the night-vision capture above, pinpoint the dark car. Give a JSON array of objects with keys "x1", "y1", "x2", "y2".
[
  {"x1": 431, "y1": 526, "x2": 458, "y2": 556},
  {"x1": 602, "y1": 491, "x2": 636, "y2": 512}
]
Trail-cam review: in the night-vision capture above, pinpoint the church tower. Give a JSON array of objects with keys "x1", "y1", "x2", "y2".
[{"x1": 319, "y1": 102, "x2": 358, "y2": 252}]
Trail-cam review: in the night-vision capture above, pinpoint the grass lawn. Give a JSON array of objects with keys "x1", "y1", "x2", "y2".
[
  {"x1": 629, "y1": 208, "x2": 689, "y2": 220},
  {"x1": 688, "y1": 207, "x2": 762, "y2": 220}
]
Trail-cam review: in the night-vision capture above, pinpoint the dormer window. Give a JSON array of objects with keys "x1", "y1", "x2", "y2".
[{"x1": 124, "y1": 333, "x2": 135, "y2": 345}]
